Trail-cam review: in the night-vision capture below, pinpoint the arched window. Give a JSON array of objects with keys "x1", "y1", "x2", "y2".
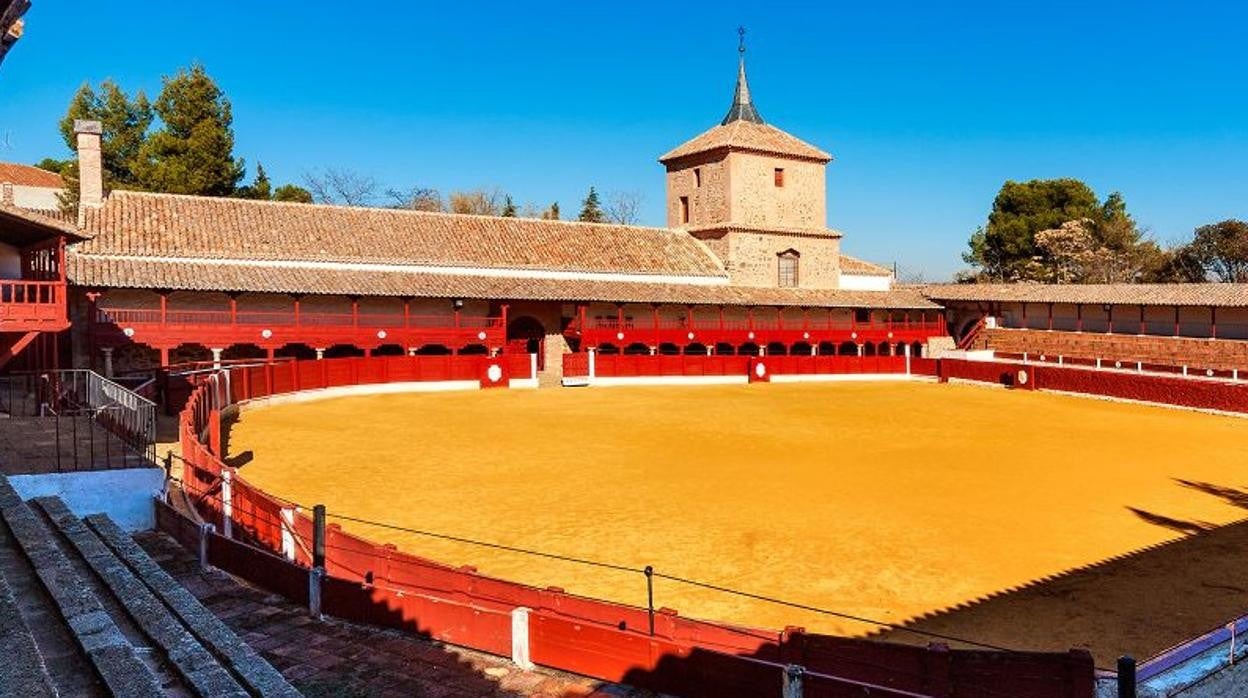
[{"x1": 777, "y1": 250, "x2": 800, "y2": 288}]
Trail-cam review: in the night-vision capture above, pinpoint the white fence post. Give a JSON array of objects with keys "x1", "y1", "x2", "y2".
[
  {"x1": 281, "y1": 507, "x2": 297, "y2": 562},
  {"x1": 904, "y1": 343, "x2": 912, "y2": 375},
  {"x1": 529, "y1": 353, "x2": 538, "y2": 381},
  {"x1": 587, "y1": 349, "x2": 596, "y2": 381},
  {"x1": 221, "y1": 469, "x2": 233, "y2": 539},
  {"x1": 511, "y1": 607, "x2": 534, "y2": 670}
]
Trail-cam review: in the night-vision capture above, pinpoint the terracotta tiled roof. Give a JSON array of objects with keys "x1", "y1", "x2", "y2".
[
  {"x1": 66, "y1": 254, "x2": 940, "y2": 309},
  {"x1": 922, "y1": 283, "x2": 1248, "y2": 308},
  {"x1": 76, "y1": 191, "x2": 726, "y2": 278},
  {"x1": 659, "y1": 120, "x2": 831, "y2": 164},
  {"x1": 840, "y1": 255, "x2": 892, "y2": 277},
  {"x1": 0, "y1": 162, "x2": 64, "y2": 188},
  {"x1": 0, "y1": 202, "x2": 87, "y2": 242}
]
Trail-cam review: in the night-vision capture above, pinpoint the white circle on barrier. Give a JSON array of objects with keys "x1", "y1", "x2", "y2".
[
  {"x1": 1207, "y1": 369, "x2": 1215, "y2": 377},
  {"x1": 755, "y1": 363, "x2": 767, "y2": 378},
  {"x1": 747, "y1": 331, "x2": 755, "y2": 340},
  {"x1": 887, "y1": 332, "x2": 894, "y2": 339},
  {"x1": 1017, "y1": 369, "x2": 1029, "y2": 385},
  {"x1": 687, "y1": 331, "x2": 695, "y2": 341},
  {"x1": 616, "y1": 331, "x2": 625, "y2": 341},
  {"x1": 851, "y1": 332, "x2": 858, "y2": 340},
  {"x1": 1114, "y1": 360, "x2": 1121, "y2": 368},
  {"x1": 377, "y1": 330, "x2": 388, "y2": 340},
  {"x1": 486, "y1": 364, "x2": 503, "y2": 382},
  {"x1": 261, "y1": 329, "x2": 273, "y2": 339},
  {"x1": 1040, "y1": 354, "x2": 1047, "y2": 361},
  {"x1": 123, "y1": 327, "x2": 135, "y2": 337},
  {"x1": 477, "y1": 331, "x2": 487, "y2": 341},
  {"x1": 803, "y1": 332, "x2": 810, "y2": 340}
]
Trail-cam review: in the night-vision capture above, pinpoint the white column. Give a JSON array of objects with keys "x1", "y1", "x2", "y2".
[
  {"x1": 856, "y1": 344, "x2": 864, "y2": 357},
  {"x1": 100, "y1": 347, "x2": 114, "y2": 378},
  {"x1": 587, "y1": 348, "x2": 596, "y2": 380},
  {"x1": 317, "y1": 348, "x2": 327, "y2": 360},
  {"x1": 221, "y1": 469, "x2": 233, "y2": 539},
  {"x1": 810, "y1": 345, "x2": 817, "y2": 356},
  {"x1": 211, "y1": 348, "x2": 224, "y2": 369},
  {"x1": 706, "y1": 346, "x2": 713, "y2": 356},
  {"x1": 758, "y1": 346, "x2": 766, "y2": 356},
  {"x1": 649, "y1": 346, "x2": 657, "y2": 356},
  {"x1": 904, "y1": 343, "x2": 912, "y2": 375},
  {"x1": 529, "y1": 353, "x2": 538, "y2": 380}
]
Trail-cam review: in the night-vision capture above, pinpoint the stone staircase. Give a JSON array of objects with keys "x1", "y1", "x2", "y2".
[{"x1": 0, "y1": 475, "x2": 298, "y2": 697}]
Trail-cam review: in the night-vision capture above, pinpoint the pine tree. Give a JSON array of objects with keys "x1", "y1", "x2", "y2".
[
  {"x1": 132, "y1": 64, "x2": 245, "y2": 196},
  {"x1": 272, "y1": 184, "x2": 313, "y2": 203},
  {"x1": 236, "y1": 162, "x2": 272, "y2": 200},
  {"x1": 501, "y1": 195, "x2": 517, "y2": 217},
  {"x1": 542, "y1": 202, "x2": 560, "y2": 220},
  {"x1": 56, "y1": 80, "x2": 153, "y2": 207},
  {"x1": 578, "y1": 186, "x2": 605, "y2": 223}
]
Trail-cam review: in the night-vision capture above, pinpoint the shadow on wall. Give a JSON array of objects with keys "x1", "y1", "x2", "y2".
[{"x1": 872, "y1": 480, "x2": 1248, "y2": 667}]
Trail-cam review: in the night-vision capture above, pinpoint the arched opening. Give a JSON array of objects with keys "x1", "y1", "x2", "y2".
[
  {"x1": 623, "y1": 343, "x2": 650, "y2": 355},
  {"x1": 597, "y1": 343, "x2": 620, "y2": 355},
  {"x1": 739, "y1": 343, "x2": 760, "y2": 356},
  {"x1": 715, "y1": 342, "x2": 735, "y2": 356},
  {"x1": 506, "y1": 316, "x2": 547, "y2": 369},
  {"x1": 658, "y1": 342, "x2": 681, "y2": 356},
  {"x1": 877, "y1": 342, "x2": 891, "y2": 357},
  {"x1": 862, "y1": 343, "x2": 877, "y2": 357},
  {"x1": 792, "y1": 342, "x2": 812, "y2": 356},
  {"x1": 911, "y1": 341, "x2": 924, "y2": 358},
  {"x1": 766, "y1": 342, "x2": 788, "y2": 356},
  {"x1": 325, "y1": 344, "x2": 366, "y2": 359},
  {"x1": 457, "y1": 344, "x2": 488, "y2": 355},
  {"x1": 413, "y1": 344, "x2": 451, "y2": 356},
  {"x1": 684, "y1": 343, "x2": 708, "y2": 355},
  {"x1": 274, "y1": 343, "x2": 316, "y2": 361},
  {"x1": 374, "y1": 343, "x2": 407, "y2": 357},
  {"x1": 112, "y1": 343, "x2": 161, "y2": 374},
  {"x1": 171, "y1": 343, "x2": 211, "y2": 366},
  {"x1": 222, "y1": 343, "x2": 265, "y2": 361},
  {"x1": 838, "y1": 341, "x2": 858, "y2": 356},
  {"x1": 818, "y1": 341, "x2": 837, "y2": 356}
]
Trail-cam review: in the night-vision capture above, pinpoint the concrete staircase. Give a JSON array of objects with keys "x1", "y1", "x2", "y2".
[{"x1": 0, "y1": 475, "x2": 298, "y2": 697}]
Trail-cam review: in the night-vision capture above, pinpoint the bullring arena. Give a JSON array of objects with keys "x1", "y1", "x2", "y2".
[{"x1": 3, "y1": 37, "x2": 1248, "y2": 698}]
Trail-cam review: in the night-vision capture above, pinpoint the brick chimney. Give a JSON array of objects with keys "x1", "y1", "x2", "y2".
[{"x1": 74, "y1": 119, "x2": 104, "y2": 206}]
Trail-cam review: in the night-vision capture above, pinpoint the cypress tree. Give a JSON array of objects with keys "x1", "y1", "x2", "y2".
[
  {"x1": 578, "y1": 186, "x2": 605, "y2": 223},
  {"x1": 501, "y1": 194, "x2": 517, "y2": 217}
]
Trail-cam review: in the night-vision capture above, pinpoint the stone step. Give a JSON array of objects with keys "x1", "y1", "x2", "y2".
[
  {"x1": 0, "y1": 476, "x2": 165, "y2": 697},
  {"x1": 0, "y1": 563, "x2": 56, "y2": 697},
  {"x1": 84, "y1": 513, "x2": 300, "y2": 698},
  {"x1": 0, "y1": 500, "x2": 105, "y2": 697},
  {"x1": 35, "y1": 497, "x2": 250, "y2": 698}
]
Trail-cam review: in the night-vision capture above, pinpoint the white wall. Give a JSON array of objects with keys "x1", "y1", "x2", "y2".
[
  {"x1": 8, "y1": 468, "x2": 165, "y2": 531},
  {"x1": 838, "y1": 273, "x2": 892, "y2": 291},
  {"x1": 12, "y1": 185, "x2": 63, "y2": 211}
]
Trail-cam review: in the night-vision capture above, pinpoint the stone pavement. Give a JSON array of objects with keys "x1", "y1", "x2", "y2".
[
  {"x1": 134, "y1": 530, "x2": 661, "y2": 698},
  {"x1": 0, "y1": 415, "x2": 148, "y2": 475}
]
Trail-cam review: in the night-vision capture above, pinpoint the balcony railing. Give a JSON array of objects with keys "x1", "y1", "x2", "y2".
[
  {"x1": 95, "y1": 307, "x2": 504, "y2": 331},
  {"x1": 576, "y1": 316, "x2": 946, "y2": 334},
  {"x1": 0, "y1": 280, "x2": 68, "y2": 325}
]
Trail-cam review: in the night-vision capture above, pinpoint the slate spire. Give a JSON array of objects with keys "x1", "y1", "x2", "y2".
[{"x1": 721, "y1": 26, "x2": 764, "y2": 125}]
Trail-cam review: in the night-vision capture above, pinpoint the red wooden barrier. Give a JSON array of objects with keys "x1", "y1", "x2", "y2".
[{"x1": 166, "y1": 358, "x2": 1099, "y2": 697}]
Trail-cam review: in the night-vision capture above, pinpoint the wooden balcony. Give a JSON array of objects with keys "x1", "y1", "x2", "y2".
[
  {"x1": 91, "y1": 306, "x2": 507, "y2": 352},
  {"x1": 566, "y1": 312, "x2": 946, "y2": 349},
  {"x1": 0, "y1": 280, "x2": 69, "y2": 331}
]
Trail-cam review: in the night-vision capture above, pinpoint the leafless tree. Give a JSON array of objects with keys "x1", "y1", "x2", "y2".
[
  {"x1": 386, "y1": 186, "x2": 444, "y2": 212},
  {"x1": 604, "y1": 190, "x2": 644, "y2": 225},
  {"x1": 448, "y1": 187, "x2": 506, "y2": 216},
  {"x1": 302, "y1": 168, "x2": 378, "y2": 206}
]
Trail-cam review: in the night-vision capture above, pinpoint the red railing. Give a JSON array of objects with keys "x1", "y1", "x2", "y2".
[
  {"x1": 562, "y1": 353, "x2": 910, "y2": 379},
  {"x1": 92, "y1": 306, "x2": 507, "y2": 351},
  {"x1": 171, "y1": 356, "x2": 1095, "y2": 697},
  {"x1": 0, "y1": 279, "x2": 68, "y2": 326}
]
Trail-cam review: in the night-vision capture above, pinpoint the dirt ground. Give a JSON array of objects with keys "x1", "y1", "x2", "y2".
[{"x1": 226, "y1": 382, "x2": 1248, "y2": 665}]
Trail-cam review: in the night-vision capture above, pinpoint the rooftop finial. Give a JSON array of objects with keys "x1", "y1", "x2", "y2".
[{"x1": 722, "y1": 26, "x2": 763, "y2": 125}]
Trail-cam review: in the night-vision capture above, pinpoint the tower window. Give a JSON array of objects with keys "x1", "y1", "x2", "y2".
[
  {"x1": 778, "y1": 250, "x2": 799, "y2": 287},
  {"x1": 694, "y1": 168, "x2": 702, "y2": 187},
  {"x1": 679, "y1": 196, "x2": 690, "y2": 224},
  {"x1": 774, "y1": 168, "x2": 785, "y2": 187}
]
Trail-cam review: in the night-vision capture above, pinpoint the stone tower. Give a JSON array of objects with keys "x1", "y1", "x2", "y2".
[{"x1": 659, "y1": 35, "x2": 841, "y2": 289}]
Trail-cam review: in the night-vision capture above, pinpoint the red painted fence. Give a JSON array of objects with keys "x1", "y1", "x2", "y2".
[
  {"x1": 935, "y1": 357, "x2": 1248, "y2": 413},
  {"x1": 564, "y1": 353, "x2": 911, "y2": 380},
  {"x1": 166, "y1": 354, "x2": 1096, "y2": 697}
]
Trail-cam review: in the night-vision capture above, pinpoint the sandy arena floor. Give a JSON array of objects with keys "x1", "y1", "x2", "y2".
[{"x1": 227, "y1": 382, "x2": 1248, "y2": 663}]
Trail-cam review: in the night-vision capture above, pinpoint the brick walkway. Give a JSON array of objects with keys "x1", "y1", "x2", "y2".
[{"x1": 134, "y1": 531, "x2": 657, "y2": 697}]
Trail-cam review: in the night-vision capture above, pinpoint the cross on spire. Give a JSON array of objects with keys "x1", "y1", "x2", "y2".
[{"x1": 722, "y1": 26, "x2": 763, "y2": 125}]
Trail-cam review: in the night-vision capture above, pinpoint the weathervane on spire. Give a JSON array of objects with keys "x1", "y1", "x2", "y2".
[{"x1": 722, "y1": 25, "x2": 763, "y2": 125}]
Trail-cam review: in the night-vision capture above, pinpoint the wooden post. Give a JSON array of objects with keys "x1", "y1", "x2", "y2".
[
  {"x1": 1076, "y1": 304, "x2": 1083, "y2": 332},
  {"x1": 1048, "y1": 303, "x2": 1054, "y2": 331},
  {"x1": 351, "y1": 298, "x2": 359, "y2": 327},
  {"x1": 1211, "y1": 306, "x2": 1218, "y2": 339},
  {"x1": 1174, "y1": 306, "x2": 1181, "y2": 336},
  {"x1": 1139, "y1": 304, "x2": 1145, "y2": 335},
  {"x1": 159, "y1": 292, "x2": 168, "y2": 326},
  {"x1": 229, "y1": 295, "x2": 238, "y2": 325}
]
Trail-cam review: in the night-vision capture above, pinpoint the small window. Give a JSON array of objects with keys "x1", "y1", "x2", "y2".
[
  {"x1": 778, "y1": 251, "x2": 799, "y2": 287},
  {"x1": 854, "y1": 309, "x2": 871, "y2": 324},
  {"x1": 774, "y1": 168, "x2": 785, "y2": 187},
  {"x1": 679, "y1": 196, "x2": 690, "y2": 224},
  {"x1": 694, "y1": 168, "x2": 702, "y2": 187}
]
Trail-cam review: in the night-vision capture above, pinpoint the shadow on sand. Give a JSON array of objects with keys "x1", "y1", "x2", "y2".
[{"x1": 872, "y1": 479, "x2": 1248, "y2": 667}]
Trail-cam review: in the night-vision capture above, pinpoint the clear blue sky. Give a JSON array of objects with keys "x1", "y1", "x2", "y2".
[{"x1": 2, "y1": 1, "x2": 1245, "y2": 280}]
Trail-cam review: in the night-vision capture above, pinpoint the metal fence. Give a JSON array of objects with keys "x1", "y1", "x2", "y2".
[{"x1": 1, "y1": 369, "x2": 157, "y2": 467}]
